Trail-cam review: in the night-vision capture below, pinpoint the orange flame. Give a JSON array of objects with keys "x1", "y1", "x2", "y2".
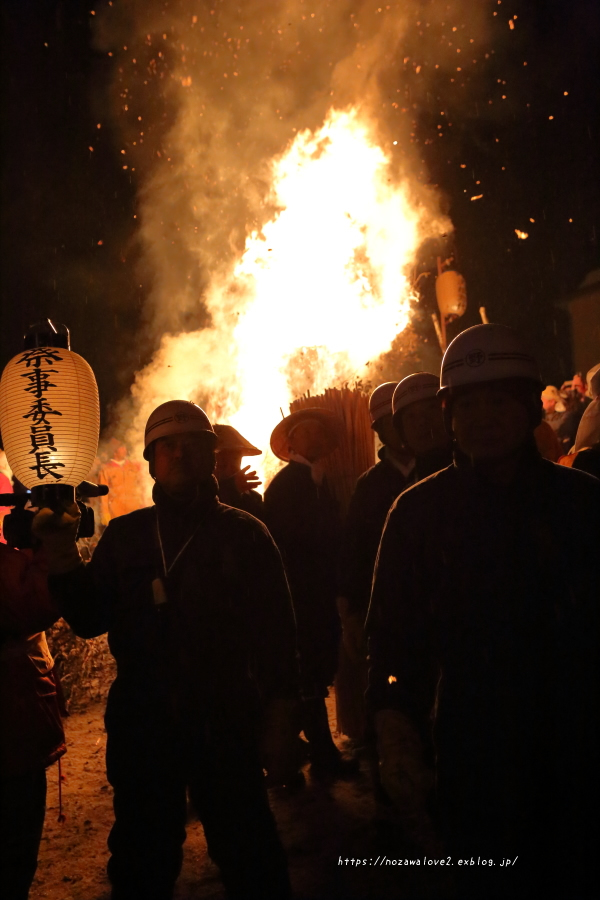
[{"x1": 128, "y1": 106, "x2": 449, "y2": 491}]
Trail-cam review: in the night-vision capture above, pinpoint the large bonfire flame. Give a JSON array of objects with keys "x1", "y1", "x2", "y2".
[
  {"x1": 100, "y1": 2, "x2": 488, "y2": 490},
  {"x1": 231, "y1": 108, "x2": 420, "y2": 435},
  {"x1": 129, "y1": 106, "x2": 445, "y2": 487}
]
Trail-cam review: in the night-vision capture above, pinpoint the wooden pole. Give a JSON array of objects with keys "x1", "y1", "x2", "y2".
[
  {"x1": 431, "y1": 312, "x2": 445, "y2": 352},
  {"x1": 436, "y1": 257, "x2": 447, "y2": 352}
]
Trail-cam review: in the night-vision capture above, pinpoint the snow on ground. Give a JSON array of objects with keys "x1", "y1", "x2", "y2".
[{"x1": 31, "y1": 697, "x2": 452, "y2": 900}]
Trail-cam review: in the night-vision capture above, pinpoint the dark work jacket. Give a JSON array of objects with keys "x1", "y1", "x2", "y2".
[
  {"x1": 339, "y1": 446, "x2": 453, "y2": 619},
  {"x1": 217, "y1": 476, "x2": 265, "y2": 522},
  {"x1": 339, "y1": 449, "x2": 415, "y2": 618},
  {"x1": 366, "y1": 448, "x2": 600, "y2": 864},
  {"x1": 264, "y1": 461, "x2": 342, "y2": 688},
  {"x1": 49, "y1": 481, "x2": 298, "y2": 731},
  {"x1": 0, "y1": 545, "x2": 65, "y2": 777}
]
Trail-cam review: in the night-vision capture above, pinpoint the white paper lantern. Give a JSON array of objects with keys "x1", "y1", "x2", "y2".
[
  {"x1": 436, "y1": 270, "x2": 467, "y2": 321},
  {"x1": 0, "y1": 344, "x2": 99, "y2": 491}
]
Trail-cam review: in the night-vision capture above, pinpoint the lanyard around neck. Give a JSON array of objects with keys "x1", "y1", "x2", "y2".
[{"x1": 156, "y1": 509, "x2": 202, "y2": 578}]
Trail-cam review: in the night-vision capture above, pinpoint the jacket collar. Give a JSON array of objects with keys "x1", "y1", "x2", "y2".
[
  {"x1": 152, "y1": 476, "x2": 219, "y2": 518},
  {"x1": 288, "y1": 455, "x2": 326, "y2": 485},
  {"x1": 415, "y1": 445, "x2": 454, "y2": 481},
  {"x1": 452, "y1": 437, "x2": 543, "y2": 487}
]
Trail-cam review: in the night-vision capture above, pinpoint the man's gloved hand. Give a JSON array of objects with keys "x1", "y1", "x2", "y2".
[
  {"x1": 32, "y1": 503, "x2": 82, "y2": 575},
  {"x1": 233, "y1": 465, "x2": 262, "y2": 494}
]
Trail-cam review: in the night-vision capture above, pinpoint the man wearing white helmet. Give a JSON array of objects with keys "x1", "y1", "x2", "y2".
[
  {"x1": 391, "y1": 373, "x2": 453, "y2": 473},
  {"x1": 367, "y1": 324, "x2": 599, "y2": 899},
  {"x1": 338, "y1": 377, "x2": 452, "y2": 832},
  {"x1": 34, "y1": 400, "x2": 297, "y2": 900},
  {"x1": 341, "y1": 376, "x2": 453, "y2": 642},
  {"x1": 339, "y1": 383, "x2": 414, "y2": 642}
]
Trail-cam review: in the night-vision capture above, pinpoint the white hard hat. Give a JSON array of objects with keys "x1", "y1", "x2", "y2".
[
  {"x1": 439, "y1": 324, "x2": 541, "y2": 395},
  {"x1": 143, "y1": 400, "x2": 216, "y2": 459},
  {"x1": 392, "y1": 373, "x2": 440, "y2": 426},
  {"x1": 368, "y1": 382, "x2": 398, "y2": 426}
]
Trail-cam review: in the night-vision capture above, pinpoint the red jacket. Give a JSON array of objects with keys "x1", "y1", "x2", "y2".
[{"x1": 0, "y1": 544, "x2": 65, "y2": 777}]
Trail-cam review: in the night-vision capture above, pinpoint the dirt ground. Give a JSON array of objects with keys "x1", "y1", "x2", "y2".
[{"x1": 31, "y1": 696, "x2": 453, "y2": 900}]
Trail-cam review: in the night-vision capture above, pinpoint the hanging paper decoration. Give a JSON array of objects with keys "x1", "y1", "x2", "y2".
[
  {"x1": 0, "y1": 340, "x2": 99, "y2": 491},
  {"x1": 436, "y1": 270, "x2": 468, "y2": 322}
]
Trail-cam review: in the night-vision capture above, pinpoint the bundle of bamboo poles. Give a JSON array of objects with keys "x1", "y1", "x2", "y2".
[{"x1": 290, "y1": 386, "x2": 375, "y2": 516}]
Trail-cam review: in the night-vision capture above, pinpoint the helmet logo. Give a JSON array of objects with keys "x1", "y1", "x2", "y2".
[
  {"x1": 174, "y1": 413, "x2": 189, "y2": 423},
  {"x1": 465, "y1": 349, "x2": 486, "y2": 367}
]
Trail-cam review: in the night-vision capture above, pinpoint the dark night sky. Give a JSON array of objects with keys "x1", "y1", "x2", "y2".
[{"x1": 2, "y1": 0, "x2": 599, "y2": 425}]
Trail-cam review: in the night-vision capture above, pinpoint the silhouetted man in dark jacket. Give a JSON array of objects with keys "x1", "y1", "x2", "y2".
[
  {"x1": 368, "y1": 326, "x2": 599, "y2": 900},
  {"x1": 264, "y1": 408, "x2": 352, "y2": 778},
  {"x1": 35, "y1": 401, "x2": 297, "y2": 900}
]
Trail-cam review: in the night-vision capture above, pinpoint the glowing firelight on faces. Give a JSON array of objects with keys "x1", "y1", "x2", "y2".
[{"x1": 128, "y1": 108, "x2": 448, "y2": 493}]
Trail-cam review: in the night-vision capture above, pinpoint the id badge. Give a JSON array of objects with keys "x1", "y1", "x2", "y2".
[{"x1": 152, "y1": 576, "x2": 168, "y2": 607}]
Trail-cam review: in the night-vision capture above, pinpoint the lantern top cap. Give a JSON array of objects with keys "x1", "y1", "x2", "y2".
[{"x1": 23, "y1": 319, "x2": 70, "y2": 350}]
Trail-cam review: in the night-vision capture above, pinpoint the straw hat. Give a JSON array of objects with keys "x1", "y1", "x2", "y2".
[
  {"x1": 270, "y1": 408, "x2": 344, "y2": 462},
  {"x1": 213, "y1": 424, "x2": 261, "y2": 456}
]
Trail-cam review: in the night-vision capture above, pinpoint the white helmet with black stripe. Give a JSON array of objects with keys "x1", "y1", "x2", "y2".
[
  {"x1": 143, "y1": 400, "x2": 216, "y2": 460},
  {"x1": 392, "y1": 373, "x2": 440, "y2": 429},
  {"x1": 368, "y1": 382, "x2": 398, "y2": 427},
  {"x1": 439, "y1": 324, "x2": 541, "y2": 395}
]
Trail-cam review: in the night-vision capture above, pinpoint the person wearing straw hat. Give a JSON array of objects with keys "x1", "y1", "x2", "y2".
[
  {"x1": 367, "y1": 325, "x2": 600, "y2": 899},
  {"x1": 213, "y1": 424, "x2": 264, "y2": 521},
  {"x1": 264, "y1": 408, "x2": 356, "y2": 779}
]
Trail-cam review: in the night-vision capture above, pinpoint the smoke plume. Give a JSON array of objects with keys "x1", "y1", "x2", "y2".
[{"x1": 94, "y1": 0, "x2": 491, "y2": 480}]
